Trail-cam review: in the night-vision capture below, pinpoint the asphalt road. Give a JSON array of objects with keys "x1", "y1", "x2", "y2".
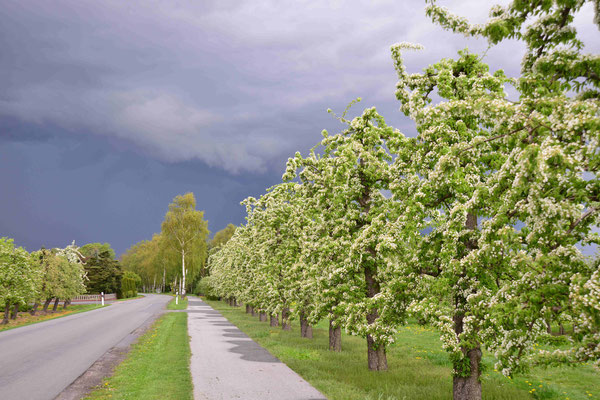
[
  {"x1": 188, "y1": 298, "x2": 327, "y2": 400},
  {"x1": 0, "y1": 294, "x2": 170, "y2": 400}
]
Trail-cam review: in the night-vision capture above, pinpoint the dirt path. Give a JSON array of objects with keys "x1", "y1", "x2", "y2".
[{"x1": 187, "y1": 298, "x2": 326, "y2": 400}]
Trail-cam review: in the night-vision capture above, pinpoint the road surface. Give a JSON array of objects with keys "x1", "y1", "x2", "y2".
[
  {"x1": 0, "y1": 294, "x2": 170, "y2": 400},
  {"x1": 187, "y1": 298, "x2": 327, "y2": 400}
]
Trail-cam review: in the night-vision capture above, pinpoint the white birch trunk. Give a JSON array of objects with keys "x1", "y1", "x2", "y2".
[{"x1": 181, "y1": 249, "x2": 186, "y2": 296}]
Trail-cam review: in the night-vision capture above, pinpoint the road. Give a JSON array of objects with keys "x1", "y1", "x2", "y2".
[
  {"x1": 187, "y1": 298, "x2": 327, "y2": 400},
  {"x1": 0, "y1": 294, "x2": 170, "y2": 400}
]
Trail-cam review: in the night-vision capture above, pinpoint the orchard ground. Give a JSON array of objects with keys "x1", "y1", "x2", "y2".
[{"x1": 206, "y1": 300, "x2": 599, "y2": 400}]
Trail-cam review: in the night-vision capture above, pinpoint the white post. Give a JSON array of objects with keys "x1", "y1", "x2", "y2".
[
  {"x1": 176, "y1": 291, "x2": 179, "y2": 305},
  {"x1": 101, "y1": 292, "x2": 104, "y2": 306}
]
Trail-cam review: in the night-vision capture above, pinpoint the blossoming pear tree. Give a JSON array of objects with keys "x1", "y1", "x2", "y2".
[
  {"x1": 286, "y1": 106, "x2": 411, "y2": 370},
  {"x1": 240, "y1": 184, "x2": 305, "y2": 328},
  {"x1": 387, "y1": 1, "x2": 598, "y2": 398}
]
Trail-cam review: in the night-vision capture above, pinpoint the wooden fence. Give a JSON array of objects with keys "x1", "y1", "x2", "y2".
[{"x1": 70, "y1": 293, "x2": 117, "y2": 302}]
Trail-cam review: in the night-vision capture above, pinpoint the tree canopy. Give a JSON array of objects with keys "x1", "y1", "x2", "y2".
[
  {"x1": 209, "y1": 224, "x2": 236, "y2": 250},
  {"x1": 80, "y1": 243, "x2": 116, "y2": 259}
]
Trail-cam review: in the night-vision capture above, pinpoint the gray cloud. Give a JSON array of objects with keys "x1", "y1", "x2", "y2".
[{"x1": 1, "y1": 0, "x2": 598, "y2": 173}]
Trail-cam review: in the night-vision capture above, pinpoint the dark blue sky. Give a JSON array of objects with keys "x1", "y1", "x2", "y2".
[{"x1": 1, "y1": 1, "x2": 597, "y2": 256}]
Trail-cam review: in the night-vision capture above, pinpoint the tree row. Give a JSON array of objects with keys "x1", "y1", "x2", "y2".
[{"x1": 208, "y1": 2, "x2": 599, "y2": 399}]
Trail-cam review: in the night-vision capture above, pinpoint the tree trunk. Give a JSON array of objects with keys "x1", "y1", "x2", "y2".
[
  {"x1": 251, "y1": 307, "x2": 257, "y2": 316},
  {"x1": 30, "y1": 302, "x2": 39, "y2": 316},
  {"x1": 259, "y1": 312, "x2": 267, "y2": 322},
  {"x1": 329, "y1": 319, "x2": 341, "y2": 351},
  {"x1": 63, "y1": 299, "x2": 71, "y2": 310},
  {"x1": 281, "y1": 307, "x2": 291, "y2": 330},
  {"x1": 366, "y1": 334, "x2": 387, "y2": 371},
  {"x1": 364, "y1": 263, "x2": 387, "y2": 371},
  {"x1": 300, "y1": 311, "x2": 313, "y2": 338},
  {"x1": 52, "y1": 298, "x2": 60, "y2": 312},
  {"x1": 11, "y1": 303, "x2": 19, "y2": 320},
  {"x1": 559, "y1": 323, "x2": 565, "y2": 336},
  {"x1": 270, "y1": 314, "x2": 279, "y2": 327},
  {"x1": 246, "y1": 305, "x2": 251, "y2": 314},
  {"x1": 2, "y1": 303, "x2": 10, "y2": 324},
  {"x1": 181, "y1": 249, "x2": 186, "y2": 297},
  {"x1": 546, "y1": 319, "x2": 552, "y2": 334},
  {"x1": 42, "y1": 298, "x2": 52, "y2": 313},
  {"x1": 452, "y1": 347, "x2": 482, "y2": 400},
  {"x1": 452, "y1": 212, "x2": 482, "y2": 400}
]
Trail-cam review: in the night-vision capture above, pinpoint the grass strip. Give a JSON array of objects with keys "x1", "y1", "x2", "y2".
[
  {"x1": 85, "y1": 312, "x2": 192, "y2": 400},
  {"x1": 206, "y1": 300, "x2": 599, "y2": 400},
  {"x1": 0, "y1": 304, "x2": 106, "y2": 332},
  {"x1": 167, "y1": 296, "x2": 188, "y2": 310}
]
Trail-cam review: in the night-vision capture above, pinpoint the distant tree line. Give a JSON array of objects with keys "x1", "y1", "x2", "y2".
[
  {"x1": 121, "y1": 192, "x2": 236, "y2": 296},
  {"x1": 0, "y1": 238, "x2": 141, "y2": 324}
]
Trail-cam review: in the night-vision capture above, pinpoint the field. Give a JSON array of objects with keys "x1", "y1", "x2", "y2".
[{"x1": 206, "y1": 300, "x2": 600, "y2": 400}]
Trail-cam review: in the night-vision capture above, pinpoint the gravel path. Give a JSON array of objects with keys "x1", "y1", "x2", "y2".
[{"x1": 187, "y1": 298, "x2": 327, "y2": 400}]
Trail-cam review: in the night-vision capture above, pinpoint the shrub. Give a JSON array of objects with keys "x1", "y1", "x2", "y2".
[
  {"x1": 195, "y1": 276, "x2": 219, "y2": 300},
  {"x1": 118, "y1": 271, "x2": 141, "y2": 299}
]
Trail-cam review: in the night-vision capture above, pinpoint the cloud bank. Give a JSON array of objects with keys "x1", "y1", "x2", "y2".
[{"x1": 1, "y1": 0, "x2": 598, "y2": 173}]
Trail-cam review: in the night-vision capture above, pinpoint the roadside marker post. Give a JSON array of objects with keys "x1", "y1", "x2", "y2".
[{"x1": 101, "y1": 292, "x2": 104, "y2": 306}]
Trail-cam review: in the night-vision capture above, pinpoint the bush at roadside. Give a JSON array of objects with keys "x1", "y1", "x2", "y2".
[{"x1": 194, "y1": 277, "x2": 219, "y2": 300}]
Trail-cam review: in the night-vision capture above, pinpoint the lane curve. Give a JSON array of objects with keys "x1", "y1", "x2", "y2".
[{"x1": 0, "y1": 294, "x2": 170, "y2": 400}]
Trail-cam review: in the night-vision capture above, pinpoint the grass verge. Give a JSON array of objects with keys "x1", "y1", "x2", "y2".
[
  {"x1": 167, "y1": 296, "x2": 188, "y2": 310},
  {"x1": 0, "y1": 304, "x2": 106, "y2": 332},
  {"x1": 85, "y1": 312, "x2": 192, "y2": 400},
  {"x1": 206, "y1": 300, "x2": 600, "y2": 400}
]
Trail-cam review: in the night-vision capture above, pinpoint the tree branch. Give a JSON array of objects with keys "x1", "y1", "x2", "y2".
[
  {"x1": 458, "y1": 126, "x2": 527, "y2": 155},
  {"x1": 567, "y1": 206, "x2": 598, "y2": 235}
]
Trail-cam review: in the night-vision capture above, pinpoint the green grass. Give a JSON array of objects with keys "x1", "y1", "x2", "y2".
[
  {"x1": 85, "y1": 312, "x2": 193, "y2": 400},
  {"x1": 167, "y1": 296, "x2": 188, "y2": 310},
  {"x1": 0, "y1": 304, "x2": 106, "y2": 332},
  {"x1": 206, "y1": 300, "x2": 600, "y2": 400}
]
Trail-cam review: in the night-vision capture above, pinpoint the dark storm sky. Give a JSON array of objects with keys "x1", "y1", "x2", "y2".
[{"x1": 1, "y1": 1, "x2": 597, "y2": 256}]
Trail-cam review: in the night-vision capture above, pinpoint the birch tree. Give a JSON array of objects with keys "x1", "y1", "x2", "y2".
[{"x1": 161, "y1": 193, "x2": 209, "y2": 296}]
